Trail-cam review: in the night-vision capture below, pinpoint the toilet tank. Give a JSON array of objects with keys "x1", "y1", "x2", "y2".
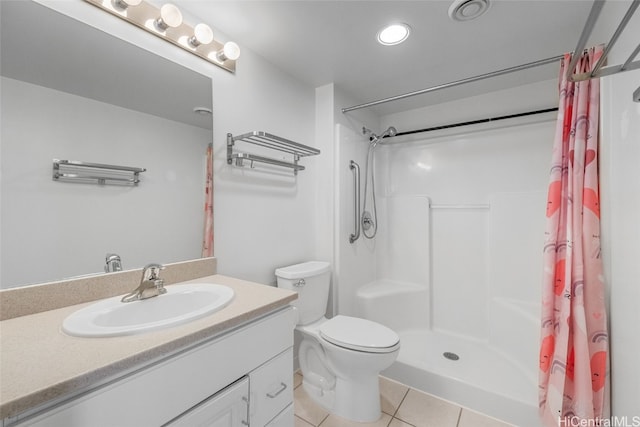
[{"x1": 275, "y1": 261, "x2": 331, "y2": 325}]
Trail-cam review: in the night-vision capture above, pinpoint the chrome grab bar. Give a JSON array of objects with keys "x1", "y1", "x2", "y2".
[{"x1": 349, "y1": 160, "x2": 361, "y2": 244}]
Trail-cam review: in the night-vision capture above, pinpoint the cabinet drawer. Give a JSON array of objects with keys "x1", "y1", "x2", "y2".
[
  {"x1": 265, "y1": 404, "x2": 293, "y2": 427},
  {"x1": 249, "y1": 348, "x2": 293, "y2": 427},
  {"x1": 165, "y1": 377, "x2": 249, "y2": 427}
]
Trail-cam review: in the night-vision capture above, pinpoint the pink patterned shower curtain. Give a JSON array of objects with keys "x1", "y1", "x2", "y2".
[
  {"x1": 539, "y1": 45, "x2": 610, "y2": 426},
  {"x1": 201, "y1": 144, "x2": 214, "y2": 257}
]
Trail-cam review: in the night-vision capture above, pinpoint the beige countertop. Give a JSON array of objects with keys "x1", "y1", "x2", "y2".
[{"x1": 0, "y1": 274, "x2": 297, "y2": 420}]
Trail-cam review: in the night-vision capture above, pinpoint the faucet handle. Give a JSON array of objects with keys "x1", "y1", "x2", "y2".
[
  {"x1": 154, "y1": 278, "x2": 167, "y2": 295},
  {"x1": 142, "y1": 263, "x2": 165, "y2": 280},
  {"x1": 105, "y1": 253, "x2": 123, "y2": 273}
]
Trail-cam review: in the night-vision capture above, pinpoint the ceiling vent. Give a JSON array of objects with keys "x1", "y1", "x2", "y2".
[{"x1": 448, "y1": 0, "x2": 491, "y2": 22}]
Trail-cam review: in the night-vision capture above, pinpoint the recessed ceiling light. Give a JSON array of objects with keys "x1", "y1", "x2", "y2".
[{"x1": 377, "y1": 23, "x2": 411, "y2": 46}]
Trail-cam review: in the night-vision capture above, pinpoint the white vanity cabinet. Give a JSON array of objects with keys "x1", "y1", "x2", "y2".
[
  {"x1": 166, "y1": 377, "x2": 250, "y2": 426},
  {"x1": 249, "y1": 348, "x2": 294, "y2": 426},
  {"x1": 10, "y1": 307, "x2": 294, "y2": 427}
]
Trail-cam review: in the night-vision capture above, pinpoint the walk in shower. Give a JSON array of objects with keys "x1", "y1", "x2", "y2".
[{"x1": 335, "y1": 115, "x2": 555, "y2": 427}]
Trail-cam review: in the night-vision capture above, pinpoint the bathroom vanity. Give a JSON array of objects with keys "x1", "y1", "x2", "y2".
[{"x1": 0, "y1": 268, "x2": 297, "y2": 427}]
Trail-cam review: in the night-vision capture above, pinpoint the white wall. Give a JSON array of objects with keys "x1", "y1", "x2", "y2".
[
  {"x1": 597, "y1": 1, "x2": 640, "y2": 418},
  {"x1": 27, "y1": 1, "x2": 317, "y2": 287},
  {"x1": 374, "y1": 118, "x2": 553, "y2": 339},
  {"x1": 211, "y1": 45, "x2": 316, "y2": 285},
  {"x1": 1, "y1": 77, "x2": 209, "y2": 288},
  {"x1": 601, "y1": 68, "x2": 640, "y2": 419},
  {"x1": 329, "y1": 77, "x2": 559, "y2": 339},
  {"x1": 325, "y1": 85, "x2": 381, "y2": 316}
]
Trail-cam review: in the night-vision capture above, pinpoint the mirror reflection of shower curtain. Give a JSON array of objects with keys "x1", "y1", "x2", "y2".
[{"x1": 201, "y1": 143, "x2": 214, "y2": 257}]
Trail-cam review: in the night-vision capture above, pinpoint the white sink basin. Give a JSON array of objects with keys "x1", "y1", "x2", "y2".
[{"x1": 62, "y1": 283, "x2": 234, "y2": 338}]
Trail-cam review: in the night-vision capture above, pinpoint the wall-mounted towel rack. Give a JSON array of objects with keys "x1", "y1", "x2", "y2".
[
  {"x1": 52, "y1": 159, "x2": 146, "y2": 185},
  {"x1": 227, "y1": 131, "x2": 320, "y2": 175}
]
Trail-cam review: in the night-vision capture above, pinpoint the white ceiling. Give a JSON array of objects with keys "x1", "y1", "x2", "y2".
[{"x1": 181, "y1": 0, "x2": 598, "y2": 115}]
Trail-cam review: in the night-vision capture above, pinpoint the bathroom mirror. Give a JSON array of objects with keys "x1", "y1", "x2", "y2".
[{"x1": 0, "y1": 1, "x2": 213, "y2": 288}]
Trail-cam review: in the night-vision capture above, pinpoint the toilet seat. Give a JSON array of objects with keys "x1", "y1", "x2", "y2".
[{"x1": 319, "y1": 315, "x2": 400, "y2": 353}]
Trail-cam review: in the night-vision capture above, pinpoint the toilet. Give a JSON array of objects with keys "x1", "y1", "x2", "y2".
[{"x1": 276, "y1": 261, "x2": 400, "y2": 422}]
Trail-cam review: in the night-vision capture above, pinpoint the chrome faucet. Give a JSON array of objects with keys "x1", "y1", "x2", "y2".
[
  {"x1": 121, "y1": 263, "x2": 166, "y2": 303},
  {"x1": 105, "y1": 253, "x2": 123, "y2": 273}
]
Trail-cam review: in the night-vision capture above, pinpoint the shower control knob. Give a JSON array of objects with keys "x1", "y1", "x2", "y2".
[{"x1": 362, "y1": 211, "x2": 374, "y2": 231}]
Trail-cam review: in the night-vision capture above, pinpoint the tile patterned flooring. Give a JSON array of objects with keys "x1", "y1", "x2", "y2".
[{"x1": 293, "y1": 373, "x2": 514, "y2": 427}]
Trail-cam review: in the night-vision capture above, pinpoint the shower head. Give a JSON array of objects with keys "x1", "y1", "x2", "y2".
[
  {"x1": 381, "y1": 126, "x2": 397, "y2": 138},
  {"x1": 372, "y1": 126, "x2": 397, "y2": 146},
  {"x1": 363, "y1": 126, "x2": 397, "y2": 146}
]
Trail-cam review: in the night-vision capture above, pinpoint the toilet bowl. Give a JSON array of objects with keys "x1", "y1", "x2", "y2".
[{"x1": 276, "y1": 261, "x2": 400, "y2": 422}]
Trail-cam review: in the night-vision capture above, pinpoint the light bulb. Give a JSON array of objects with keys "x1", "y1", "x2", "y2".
[
  {"x1": 189, "y1": 23, "x2": 214, "y2": 47},
  {"x1": 216, "y1": 41, "x2": 240, "y2": 62},
  {"x1": 377, "y1": 23, "x2": 411, "y2": 46},
  {"x1": 155, "y1": 4, "x2": 182, "y2": 30},
  {"x1": 112, "y1": 0, "x2": 142, "y2": 9}
]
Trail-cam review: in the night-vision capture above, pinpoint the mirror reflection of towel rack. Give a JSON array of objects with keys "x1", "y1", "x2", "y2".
[{"x1": 52, "y1": 159, "x2": 146, "y2": 186}]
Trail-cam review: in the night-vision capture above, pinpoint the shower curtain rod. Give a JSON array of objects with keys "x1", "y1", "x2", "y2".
[
  {"x1": 341, "y1": 55, "x2": 563, "y2": 113},
  {"x1": 386, "y1": 107, "x2": 558, "y2": 140}
]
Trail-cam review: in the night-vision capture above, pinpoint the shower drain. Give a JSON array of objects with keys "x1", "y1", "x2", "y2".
[{"x1": 443, "y1": 352, "x2": 460, "y2": 361}]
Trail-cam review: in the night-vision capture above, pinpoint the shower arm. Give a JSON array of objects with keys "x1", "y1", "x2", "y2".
[{"x1": 349, "y1": 160, "x2": 361, "y2": 244}]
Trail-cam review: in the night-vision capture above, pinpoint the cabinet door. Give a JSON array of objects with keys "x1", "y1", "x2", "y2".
[
  {"x1": 249, "y1": 348, "x2": 293, "y2": 427},
  {"x1": 165, "y1": 377, "x2": 249, "y2": 427},
  {"x1": 265, "y1": 404, "x2": 293, "y2": 427}
]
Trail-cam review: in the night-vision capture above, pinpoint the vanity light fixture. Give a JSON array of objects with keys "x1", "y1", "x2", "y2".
[
  {"x1": 155, "y1": 3, "x2": 182, "y2": 31},
  {"x1": 216, "y1": 41, "x2": 241, "y2": 62},
  {"x1": 112, "y1": 0, "x2": 142, "y2": 10},
  {"x1": 189, "y1": 23, "x2": 214, "y2": 48},
  {"x1": 84, "y1": 0, "x2": 239, "y2": 73}
]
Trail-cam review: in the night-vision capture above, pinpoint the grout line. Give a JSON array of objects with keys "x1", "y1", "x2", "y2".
[
  {"x1": 391, "y1": 416, "x2": 417, "y2": 427},
  {"x1": 455, "y1": 407, "x2": 463, "y2": 427},
  {"x1": 392, "y1": 387, "x2": 410, "y2": 418},
  {"x1": 295, "y1": 414, "x2": 313, "y2": 427},
  {"x1": 317, "y1": 412, "x2": 330, "y2": 426}
]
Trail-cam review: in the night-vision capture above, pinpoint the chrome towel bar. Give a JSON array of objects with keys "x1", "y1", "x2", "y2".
[
  {"x1": 52, "y1": 159, "x2": 146, "y2": 185},
  {"x1": 227, "y1": 132, "x2": 320, "y2": 175}
]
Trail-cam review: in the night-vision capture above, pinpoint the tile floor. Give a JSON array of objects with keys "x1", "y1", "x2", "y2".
[{"x1": 293, "y1": 372, "x2": 515, "y2": 427}]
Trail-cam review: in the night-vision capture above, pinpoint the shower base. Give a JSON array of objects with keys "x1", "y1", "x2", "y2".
[{"x1": 383, "y1": 330, "x2": 538, "y2": 427}]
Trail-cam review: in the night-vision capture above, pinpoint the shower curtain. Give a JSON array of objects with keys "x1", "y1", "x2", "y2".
[
  {"x1": 539, "y1": 45, "x2": 609, "y2": 426},
  {"x1": 201, "y1": 144, "x2": 214, "y2": 257}
]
